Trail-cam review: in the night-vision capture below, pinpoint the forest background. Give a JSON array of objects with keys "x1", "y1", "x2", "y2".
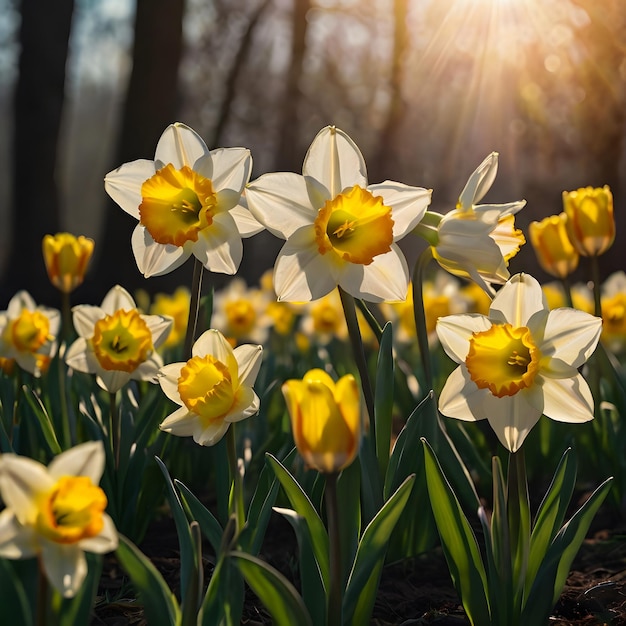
[{"x1": 0, "y1": 0, "x2": 624, "y2": 311}]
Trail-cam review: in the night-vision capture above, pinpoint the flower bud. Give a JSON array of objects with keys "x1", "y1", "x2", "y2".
[
  {"x1": 528, "y1": 213, "x2": 579, "y2": 279},
  {"x1": 42, "y1": 233, "x2": 95, "y2": 293}
]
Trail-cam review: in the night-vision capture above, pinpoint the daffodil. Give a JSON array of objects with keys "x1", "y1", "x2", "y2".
[
  {"x1": 436, "y1": 273, "x2": 602, "y2": 452},
  {"x1": 104, "y1": 123, "x2": 263, "y2": 278},
  {"x1": 601, "y1": 271, "x2": 626, "y2": 354},
  {"x1": 65, "y1": 285, "x2": 172, "y2": 393},
  {"x1": 42, "y1": 233, "x2": 95, "y2": 294},
  {"x1": 416, "y1": 152, "x2": 526, "y2": 295},
  {"x1": 528, "y1": 213, "x2": 579, "y2": 279},
  {"x1": 150, "y1": 287, "x2": 191, "y2": 349},
  {"x1": 0, "y1": 441, "x2": 118, "y2": 598},
  {"x1": 158, "y1": 329, "x2": 263, "y2": 446},
  {"x1": 245, "y1": 126, "x2": 431, "y2": 302},
  {"x1": 563, "y1": 185, "x2": 615, "y2": 257},
  {"x1": 282, "y1": 369, "x2": 361, "y2": 474},
  {"x1": 0, "y1": 291, "x2": 60, "y2": 376}
]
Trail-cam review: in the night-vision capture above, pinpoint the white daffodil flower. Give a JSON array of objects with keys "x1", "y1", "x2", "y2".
[
  {"x1": 0, "y1": 441, "x2": 118, "y2": 598},
  {"x1": 245, "y1": 126, "x2": 432, "y2": 302},
  {"x1": 158, "y1": 329, "x2": 263, "y2": 446},
  {"x1": 104, "y1": 122, "x2": 262, "y2": 278},
  {"x1": 422, "y1": 152, "x2": 526, "y2": 296},
  {"x1": 65, "y1": 285, "x2": 172, "y2": 393},
  {"x1": 0, "y1": 290, "x2": 60, "y2": 376},
  {"x1": 436, "y1": 273, "x2": 602, "y2": 452}
]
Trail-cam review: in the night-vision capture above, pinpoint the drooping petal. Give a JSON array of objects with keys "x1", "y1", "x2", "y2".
[
  {"x1": 273, "y1": 231, "x2": 340, "y2": 302},
  {"x1": 207, "y1": 147, "x2": 252, "y2": 194},
  {"x1": 226, "y1": 386, "x2": 260, "y2": 422},
  {"x1": 40, "y1": 540, "x2": 87, "y2": 598},
  {"x1": 246, "y1": 172, "x2": 316, "y2": 239},
  {"x1": 368, "y1": 182, "x2": 432, "y2": 239},
  {"x1": 154, "y1": 123, "x2": 209, "y2": 170},
  {"x1": 100, "y1": 285, "x2": 136, "y2": 314},
  {"x1": 96, "y1": 370, "x2": 132, "y2": 394},
  {"x1": 458, "y1": 152, "x2": 498, "y2": 209},
  {"x1": 540, "y1": 308, "x2": 602, "y2": 368},
  {"x1": 79, "y1": 514, "x2": 118, "y2": 554},
  {"x1": 159, "y1": 406, "x2": 199, "y2": 437},
  {"x1": 0, "y1": 510, "x2": 37, "y2": 558},
  {"x1": 48, "y1": 441, "x2": 105, "y2": 484},
  {"x1": 195, "y1": 421, "x2": 230, "y2": 446},
  {"x1": 131, "y1": 225, "x2": 192, "y2": 278},
  {"x1": 192, "y1": 329, "x2": 234, "y2": 364},
  {"x1": 339, "y1": 246, "x2": 409, "y2": 302},
  {"x1": 233, "y1": 344, "x2": 263, "y2": 387},
  {"x1": 192, "y1": 212, "x2": 242, "y2": 275},
  {"x1": 541, "y1": 375, "x2": 595, "y2": 423},
  {"x1": 104, "y1": 159, "x2": 155, "y2": 219},
  {"x1": 438, "y1": 366, "x2": 490, "y2": 422},
  {"x1": 489, "y1": 273, "x2": 544, "y2": 327},
  {"x1": 436, "y1": 314, "x2": 492, "y2": 363},
  {"x1": 302, "y1": 126, "x2": 368, "y2": 197},
  {"x1": 484, "y1": 391, "x2": 542, "y2": 453},
  {"x1": 158, "y1": 362, "x2": 185, "y2": 404}
]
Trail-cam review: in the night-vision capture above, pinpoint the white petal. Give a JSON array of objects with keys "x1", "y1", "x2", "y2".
[
  {"x1": 143, "y1": 315, "x2": 173, "y2": 349},
  {"x1": 0, "y1": 456, "x2": 53, "y2": 523},
  {"x1": 133, "y1": 353, "x2": 163, "y2": 383},
  {"x1": 230, "y1": 203, "x2": 265, "y2": 237},
  {"x1": 131, "y1": 225, "x2": 191, "y2": 278},
  {"x1": 458, "y1": 152, "x2": 498, "y2": 208},
  {"x1": 79, "y1": 514, "x2": 118, "y2": 553},
  {"x1": 194, "y1": 420, "x2": 230, "y2": 446},
  {"x1": 192, "y1": 212, "x2": 242, "y2": 275},
  {"x1": 246, "y1": 172, "x2": 316, "y2": 238},
  {"x1": 104, "y1": 159, "x2": 155, "y2": 218},
  {"x1": 40, "y1": 541, "x2": 87, "y2": 598},
  {"x1": 489, "y1": 273, "x2": 545, "y2": 327},
  {"x1": 339, "y1": 246, "x2": 409, "y2": 302},
  {"x1": 154, "y1": 122, "x2": 208, "y2": 169},
  {"x1": 207, "y1": 147, "x2": 252, "y2": 194},
  {"x1": 302, "y1": 126, "x2": 367, "y2": 197},
  {"x1": 273, "y1": 232, "x2": 339, "y2": 302},
  {"x1": 368, "y1": 182, "x2": 432, "y2": 239},
  {"x1": 541, "y1": 376, "x2": 595, "y2": 424},
  {"x1": 48, "y1": 441, "x2": 105, "y2": 483},
  {"x1": 7, "y1": 291, "x2": 36, "y2": 317},
  {"x1": 436, "y1": 314, "x2": 491, "y2": 363},
  {"x1": 96, "y1": 370, "x2": 131, "y2": 394},
  {"x1": 192, "y1": 329, "x2": 233, "y2": 363},
  {"x1": 483, "y1": 391, "x2": 541, "y2": 453},
  {"x1": 475, "y1": 200, "x2": 526, "y2": 218},
  {"x1": 101, "y1": 285, "x2": 136, "y2": 314},
  {"x1": 160, "y1": 406, "x2": 199, "y2": 437},
  {"x1": 226, "y1": 386, "x2": 260, "y2": 422},
  {"x1": 233, "y1": 344, "x2": 263, "y2": 387},
  {"x1": 540, "y1": 308, "x2": 602, "y2": 368},
  {"x1": 71, "y1": 305, "x2": 103, "y2": 339},
  {"x1": 65, "y1": 339, "x2": 99, "y2": 374},
  {"x1": 438, "y1": 366, "x2": 489, "y2": 421},
  {"x1": 158, "y1": 362, "x2": 185, "y2": 404},
  {"x1": 0, "y1": 510, "x2": 37, "y2": 558}
]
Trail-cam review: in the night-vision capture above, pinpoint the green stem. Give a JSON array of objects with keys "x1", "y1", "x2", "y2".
[
  {"x1": 338, "y1": 287, "x2": 376, "y2": 437},
  {"x1": 560, "y1": 276, "x2": 574, "y2": 309},
  {"x1": 184, "y1": 258, "x2": 205, "y2": 360},
  {"x1": 61, "y1": 290, "x2": 72, "y2": 344},
  {"x1": 355, "y1": 298, "x2": 383, "y2": 343},
  {"x1": 325, "y1": 472, "x2": 343, "y2": 626},
  {"x1": 56, "y1": 346, "x2": 72, "y2": 448},
  {"x1": 590, "y1": 254, "x2": 602, "y2": 318},
  {"x1": 110, "y1": 391, "x2": 120, "y2": 471},
  {"x1": 226, "y1": 424, "x2": 245, "y2": 536},
  {"x1": 412, "y1": 248, "x2": 435, "y2": 392}
]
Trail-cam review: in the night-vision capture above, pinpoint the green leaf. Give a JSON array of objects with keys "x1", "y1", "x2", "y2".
[
  {"x1": 343, "y1": 474, "x2": 415, "y2": 623},
  {"x1": 374, "y1": 322, "x2": 394, "y2": 481},
  {"x1": 231, "y1": 551, "x2": 313, "y2": 626},
  {"x1": 21, "y1": 385, "x2": 62, "y2": 455},
  {"x1": 266, "y1": 453, "x2": 330, "y2": 589},
  {"x1": 0, "y1": 558, "x2": 33, "y2": 625},
  {"x1": 336, "y1": 459, "x2": 361, "y2": 587},
  {"x1": 422, "y1": 438, "x2": 490, "y2": 626},
  {"x1": 115, "y1": 535, "x2": 180, "y2": 626}
]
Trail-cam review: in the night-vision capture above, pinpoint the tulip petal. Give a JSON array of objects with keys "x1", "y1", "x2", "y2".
[
  {"x1": 48, "y1": 441, "x2": 105, "y2": 484},
  {"x1": 154, "y1": 123, "x2": 208, "y2": 170},
  {"x1": 104, "y1": 159, "x2": 155, "y2": 219},
  {"x1": 368, "y1": 182, "x2": 431, "y2": 239}
]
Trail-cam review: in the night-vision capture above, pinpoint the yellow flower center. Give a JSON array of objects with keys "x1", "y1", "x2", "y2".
[
  {"x1": 311, "y1": 299, "x2": 344, "y2": 336},
  {"x1": 139, "y1": 164, "x2": 217, "y2": 247},
  {"x1": 314, "y1": 185, "x2": 394, "y2": 265},
  {"x1": 36, "y1": 476, "x2": 107, "y2": 544},
  {"x1": 8, "y1": 309, "x2": 50, "y2": 353},
  {"x1": 177, "y1": 355, "x2": 236, "y2": 422},
  {"x1": 465, "y1": 323, "x2": 541, "y2": 398},
  {"x1": 92, "y1": 310, "x2": 153, "y2": 372},
  {"x1": 225, "y1": 299, "x2": 256, "y2": 337}
]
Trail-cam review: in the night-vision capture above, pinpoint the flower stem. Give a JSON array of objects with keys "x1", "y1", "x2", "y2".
[
  {"x1": 184, "y1": 258, "x2": 205, "y2": 360},
  {"x1": 325, "y1": 471, "x2": 343, "y2": 626},
  {"x1": 226, "y1": 424, "x2": 245, "y2": 536},
  {"x1": 412, "y1": 248, "x2": 435, "y2": 392},
  {"x1": 590, "y1": 254, "x2": 602, "y2": 318},
  {"x1": 338, "y1": 287, "x2": 375, "y2": 437},
  {"x1": 110, "y1": 391, "x2": 120, "y2": 470},
  {"x1": 560, "y1": 276, "x2": 574, "y2": 308}
]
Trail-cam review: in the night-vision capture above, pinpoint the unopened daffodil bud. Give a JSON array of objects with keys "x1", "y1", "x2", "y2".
[
  {"x1": 528, "y1": 213, "x2": 579, "y2": 279},
  {"x1": 42, "y1": 233, "x2": 95, "y2": 293},
  {"x1": 282, "y1": 369, "x2": 361, "y2": 474},
  {"x1": 562, "y1": 185, "x2": 615, "y2": 257}
]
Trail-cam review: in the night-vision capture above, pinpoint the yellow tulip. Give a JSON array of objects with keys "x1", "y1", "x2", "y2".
[
  {"x1": 282, "y1": 369, "x2": 361, "y2": 474},
  {"x1": 42, "y1": 233, "x2": 95, "y2": 293},
  {"x1": 562, "y1": 185, "x2": 615, "y2": 257},
  {"x1": 528, "y1": 213, "x2": 579, "y2": 279}
]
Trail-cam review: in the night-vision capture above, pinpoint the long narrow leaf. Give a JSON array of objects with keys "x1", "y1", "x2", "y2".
[
  {"x1": 374, "y1": 322, "x2": 394, "y2": 481},
  {"x1": 22, "y1": 385, "x2": 62, "y2": 455}
]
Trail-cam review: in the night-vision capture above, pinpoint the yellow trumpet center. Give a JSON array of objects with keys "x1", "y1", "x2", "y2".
[
  {"x1": 225, "y1": 299, "x2": 256, "y2": 337},
  {"x1": 92, "y1": 310, "x2": 153, "y2": 372},
  {"x1": 8, "y1": 309, "x2": 50, "y2": 353},
  {"x1": 465, "y1": 323, "x2": 541, "y2": 398},
  {"x1": 139, "y1": 164, "x2": 217, "y2": 247},
  {"x1": 177, "y1": 355, "x2": 236, "y2": 422},
  {"x1": 36, "y1": 476, "x2": 107, "y2": 544},
  {"x1": 314, "y1": 185, "x2": 394, "y2": 265}
]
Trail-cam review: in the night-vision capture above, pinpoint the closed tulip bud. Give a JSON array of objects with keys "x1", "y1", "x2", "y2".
[
  {"x1": 282, "y1": 369, "x2": 361, "y2": 474},
  {"x1": 562, "y1": 186, "x2": 615, "y2": 257},
  {"x1": 528, "y1": 213, "x2": 579, "y2": 279},
  {"x1": 42, "y1": 233, "x2": 95, "y2": 293}
]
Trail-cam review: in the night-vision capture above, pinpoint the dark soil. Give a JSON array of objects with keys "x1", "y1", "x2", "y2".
[{"x1": 92, "y1": 515, "x2": 626, "y2": 625}]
